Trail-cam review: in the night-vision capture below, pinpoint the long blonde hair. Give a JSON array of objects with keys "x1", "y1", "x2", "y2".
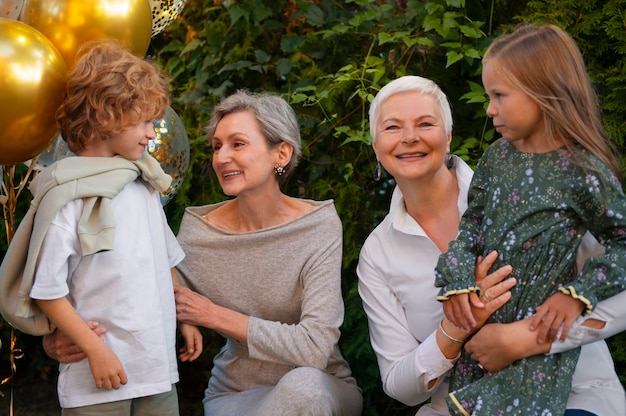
[{"x1": 483, "y1": 23, "x2": 620, "y2": 179}]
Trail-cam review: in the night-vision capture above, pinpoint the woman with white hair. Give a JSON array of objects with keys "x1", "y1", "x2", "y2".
[{"x1": 357, "y1": 75, "x2": 626, "y2": 415}]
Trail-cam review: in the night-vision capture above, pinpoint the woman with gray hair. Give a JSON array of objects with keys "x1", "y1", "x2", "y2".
[
  {"x1": 357, "y1": 75, "x2": 626, "y2": 415},
  {"x1": 173, "y1": 90, "x2": 363, "y2": 415}
]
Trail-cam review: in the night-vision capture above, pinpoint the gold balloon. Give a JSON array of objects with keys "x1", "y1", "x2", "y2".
[
  {"x1": 20, "y1": 0, "x2": 152, "y2": 69},
  {"x1": 0, "y1": 19, "x2": 67, "y2": 165}
]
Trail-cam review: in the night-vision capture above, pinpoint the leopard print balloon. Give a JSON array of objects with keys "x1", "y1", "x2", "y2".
[{"x1": 150, "y1": 0, "x2": 187, "y2": 37}]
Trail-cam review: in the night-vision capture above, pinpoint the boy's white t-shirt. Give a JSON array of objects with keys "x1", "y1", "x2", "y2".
[{"x1": 30, "y1": 179, "x2": 185, "y2": 408}]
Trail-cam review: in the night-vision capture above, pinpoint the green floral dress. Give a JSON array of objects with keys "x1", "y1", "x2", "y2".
[{"x1": 435, "y1": 139, "x2": 626, "y2": 415}]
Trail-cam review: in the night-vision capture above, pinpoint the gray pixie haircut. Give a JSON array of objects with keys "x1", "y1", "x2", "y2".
[
  {"x1": 369, "y1": 75, "x2": 453, "y2": 141},
  {"x1": 204, "y1": 90, "x2": 302, "y2": 178}
]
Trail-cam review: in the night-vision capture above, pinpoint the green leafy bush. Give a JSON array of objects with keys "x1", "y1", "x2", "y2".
[{"x1": 1, "y1": 0, "x2": 625, "y2": 414}]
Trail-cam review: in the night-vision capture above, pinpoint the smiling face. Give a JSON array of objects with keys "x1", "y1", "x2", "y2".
[
  {"x1": 373, "y1": 90, "x2": 451, "y2": 184},
  {"x1": 211, "y1": 110, "x2": 288, "y2": 197},
  {"x1": 78, "y1": 119, "x2": 154, "y2": 160},
  {"x1": 482, "y1": 61, "x2": 549, "y2": 152}
]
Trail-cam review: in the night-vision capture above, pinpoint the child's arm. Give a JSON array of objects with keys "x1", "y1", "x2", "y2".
[
  {"x1": 42, "y1": 321, "x2": 107, "y2": 363},
  {"x1": 442, "y1": 293, "x2": 475, "y2": 331},
  {"x1": 528, "y1": 292, "x2": 585, "y2": 343},
  {"x1": 442, "y1": 252, "x2": 514, "y2": 331},
  {"x1": 170, "y1": 268, "x2": 203, "y2": 362},
  {"x1": 35, "y1": 298, "x2": 127, "y2": 389},
  {"x1": 436, "y1": 154, "x2": 494, "y2": 329}
]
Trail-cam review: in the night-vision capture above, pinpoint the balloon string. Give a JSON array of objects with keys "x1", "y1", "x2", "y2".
[
  {"x1": 0, "y1": 161, "x2": 36, "y2": 413},
  {"x1": 1, "y1": 159, "x2": 38, "y2": 245},
  {"x1": 1, "y1": 165, "x2": 16, "y2": 245}
]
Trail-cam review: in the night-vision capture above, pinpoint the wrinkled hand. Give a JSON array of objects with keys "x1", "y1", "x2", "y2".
[
  {"x1": 529, "y1": 292, "x2": 585, "y2": 343},
  {"x1": 42, "y1": 321, "x2": 106, "y2": 363},
  {"x1": 470, "y1": 251, "x2": 514, "y2": 327},
  {"x1": 443, "y1": 251, "x2": 514, "y2": 331},
  {"x1": 174, "y1": 286, "x2": 213, "y2": 328},
  {"x1": 465, "y1": 318, "x2": 552, "y2": 373},
  {"x1": 178, "y1": 322, "x2": 203, "y2": 362}
]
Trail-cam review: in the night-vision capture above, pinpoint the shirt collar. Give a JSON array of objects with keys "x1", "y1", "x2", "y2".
[{"x1": 386, "y1": 155, "x2": 473, "y2": 236}]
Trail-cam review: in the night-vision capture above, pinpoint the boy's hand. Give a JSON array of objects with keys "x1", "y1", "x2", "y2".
[
  {"x1": 179, "y1": 322, "x2": 203, "y2": 362},
  {"x1": 86, "y1": 343, "x2": 127, "y2": 390},
  {"x1": 529, "y1": 292, "x2": 585, "y2": 343}
]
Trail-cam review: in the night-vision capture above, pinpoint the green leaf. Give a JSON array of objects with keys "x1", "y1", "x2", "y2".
[
  {"x1": 303, "y1": 4, "x2": 325, "y2": 27},
  {"x1": 218, "y1": 60, "x2": 252, "y2": 74},
  {"x1": 445, "y1": 50, "x2": 463, "y2": 67},
  {"x1": 181, "y1": 39, "x2": 203, "y2": 55},
  {"x1": 275, "y1": 58, "x2": 293, "y2": 77},
  {"x1": 227, "y1": 4, "x2": 249, "y2": 24},
  {"x1": 378, "y1": 32, "x2": 393, "y2": 45},
  {"x1": 459, "y1": 24, "x2": 484, "y2": 39},
  {"x1": 255, "y1": 50, "x2": 272, "y2": 64}
]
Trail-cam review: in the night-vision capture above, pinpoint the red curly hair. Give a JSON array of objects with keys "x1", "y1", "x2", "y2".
[{"x1": 56, "y1": 39, "x2": 170, "y2": 154}]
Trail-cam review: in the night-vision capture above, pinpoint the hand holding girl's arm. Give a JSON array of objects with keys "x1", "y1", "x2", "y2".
[
  {"x1": 442, "y1": 293, "x2": 475, "y2": 331},
  {"x1": 442, "y1": 251, "x2": 514, "y2": 332},
  {"x1": 438, "y1": 251, "x2": 515, "y2": 357},
  {"x1": 464, "y1": 319, "x2": 548, "y2": 373}
]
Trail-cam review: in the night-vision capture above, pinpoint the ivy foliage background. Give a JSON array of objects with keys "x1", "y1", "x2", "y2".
[{"x1": 1, "y1": 0, "x2": 625, "y2": 414}]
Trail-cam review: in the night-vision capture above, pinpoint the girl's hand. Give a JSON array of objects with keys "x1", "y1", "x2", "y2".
[
  {"x1": 443, "y1": 293, "x2": 475, "y2": 331},
  {"x1": 529, "y1": 292, "x2": 585, "y2": 343}
]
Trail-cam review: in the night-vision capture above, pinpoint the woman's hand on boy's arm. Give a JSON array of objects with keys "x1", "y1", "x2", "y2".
[{"x1": 42, "y1": 320, "x2": 106, "y2": 363}]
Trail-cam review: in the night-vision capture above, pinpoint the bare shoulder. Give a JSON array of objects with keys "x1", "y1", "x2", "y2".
[
  {"x1": 288, "y1": 197, "x2": 317, "y2": 216},
  {"x1": 202, "y1": 201, "x2": 236, "y2": 229}
]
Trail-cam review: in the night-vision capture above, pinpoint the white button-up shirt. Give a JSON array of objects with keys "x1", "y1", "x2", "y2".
[{"x1": 357, "y1": 156, "x2": 626, "y2": 415}]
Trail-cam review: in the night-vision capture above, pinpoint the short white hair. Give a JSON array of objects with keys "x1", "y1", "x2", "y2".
[{"x1": 369, "y1": 75, "x2": 453, "y2": 141}]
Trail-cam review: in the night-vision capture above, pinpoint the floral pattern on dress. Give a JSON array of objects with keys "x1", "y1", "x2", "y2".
[{"x1": 435, "y1": 139, "x2": 626, "y2": 415}]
